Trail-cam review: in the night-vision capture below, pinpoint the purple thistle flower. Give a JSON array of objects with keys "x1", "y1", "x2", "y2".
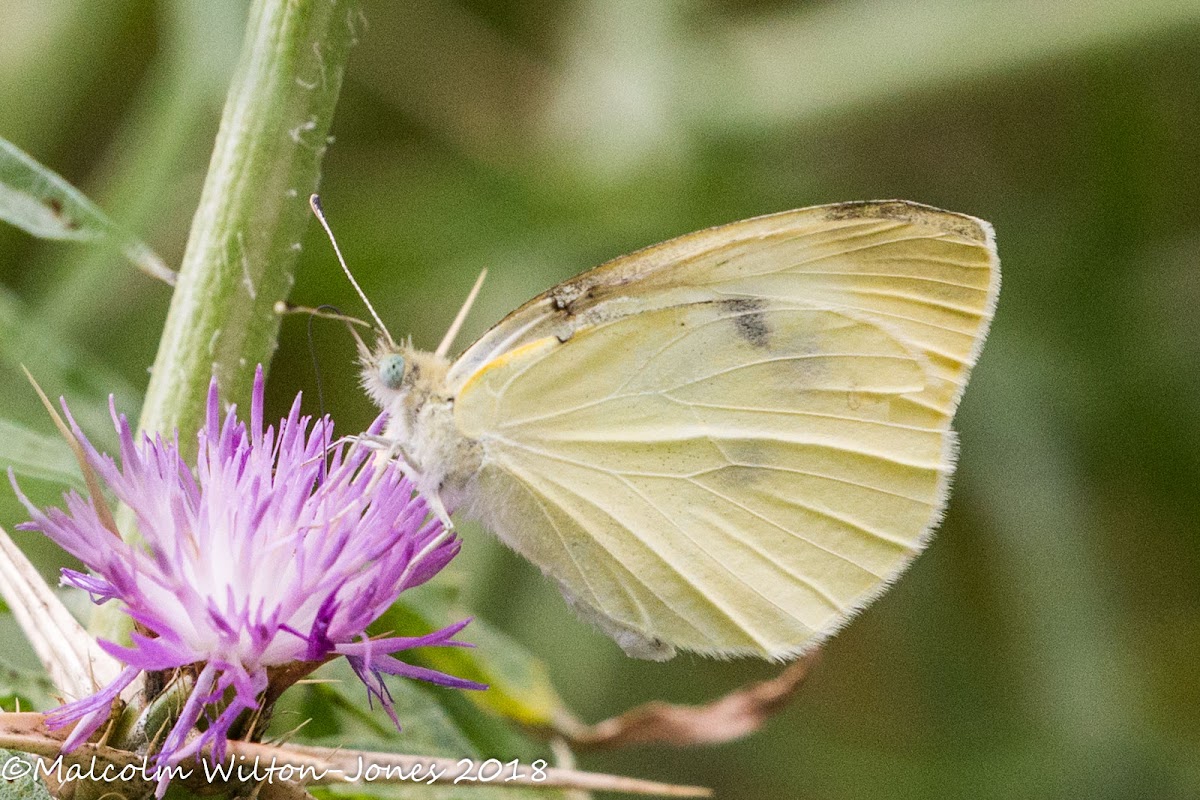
[{"x1": 11, "y1": 367, "x2": 484, "y2": 795}]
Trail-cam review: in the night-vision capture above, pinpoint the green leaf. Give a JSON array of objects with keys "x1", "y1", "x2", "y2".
[
  {"x1": 0, "y1": 660, "x2": 56, "y2": 714},
  {"x1": 373, "y1": 586, "x2": 563, "y2": 729},
  {"x1": 0, "y1": 418, "x2": 82, "y2": 488},
  {"x1": 0, "y1": 137, "x2": 174, "y2": 284},
  {"x1": 0, "y1": 749, "x2": 52, "y2": 800}
]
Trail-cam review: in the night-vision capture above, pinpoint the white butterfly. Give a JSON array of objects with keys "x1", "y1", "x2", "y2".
[{"x1": 313, "y1": 198, "x2": 999, "y2": 661}]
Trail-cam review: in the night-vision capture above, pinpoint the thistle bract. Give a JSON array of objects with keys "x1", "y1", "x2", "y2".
[{"x1": 11, "y1": 368, "x2": 482, "y2": 794}]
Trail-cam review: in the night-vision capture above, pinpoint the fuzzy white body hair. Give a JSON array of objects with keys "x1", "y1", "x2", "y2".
[{"x1": 362, "y1": 346, "x2": 480, "y2": 506}]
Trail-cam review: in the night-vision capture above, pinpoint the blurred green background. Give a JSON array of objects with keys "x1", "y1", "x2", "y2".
[{"x1": 3, "y1": 1, "x2": 1200, "y2": 797}]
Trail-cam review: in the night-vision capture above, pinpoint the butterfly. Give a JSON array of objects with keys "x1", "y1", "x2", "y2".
[{"x1": 311, "y1": 198, "x2": 999, "y2": 661}]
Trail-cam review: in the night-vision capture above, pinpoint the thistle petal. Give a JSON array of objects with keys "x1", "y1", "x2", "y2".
[{"x1": 12, "y1": 365, "x2": 476, "y2": 797}]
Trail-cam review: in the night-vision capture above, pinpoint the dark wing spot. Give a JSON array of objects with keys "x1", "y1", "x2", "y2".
[
  {"x1": 551, "y1": 283, "x2": 589, "y2": 314},
  {"x1": 721, "y1": 298, "x2": 770, "y2": 348}
]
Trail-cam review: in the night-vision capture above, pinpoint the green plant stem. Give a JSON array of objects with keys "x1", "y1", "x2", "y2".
[
  {"x1": 138, "y1": 0, "x2": 360, "y2": 454},
  {"x1": 93, "y1": 0, "x2": 359, "y2": 650}
]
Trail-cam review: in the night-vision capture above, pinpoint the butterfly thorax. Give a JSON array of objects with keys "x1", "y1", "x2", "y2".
[{"x1": 361, "y1": 342, "x2": 483, "y2": 506}]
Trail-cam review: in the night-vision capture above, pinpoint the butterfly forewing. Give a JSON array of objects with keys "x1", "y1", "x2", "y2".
[{"x1": 449, "y1": 200, "x2": 998, "y2": 658}]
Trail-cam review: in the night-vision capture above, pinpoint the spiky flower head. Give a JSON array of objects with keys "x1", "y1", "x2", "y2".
[{"x1": 11, "y1": 368, "x2": 482, "y2": 795}]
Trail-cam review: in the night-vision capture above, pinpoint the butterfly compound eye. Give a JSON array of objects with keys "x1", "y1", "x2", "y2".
[{"x1": 379, "y1": 354, "x2": 406, "y2": 390}]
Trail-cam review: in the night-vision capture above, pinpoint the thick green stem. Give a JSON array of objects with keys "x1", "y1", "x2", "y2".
[
  {"x1": 138, "y1": 0, "x2": 360, "y2": 451},
  {"x1": 93, "y1": 0, "x2": 358, "y2": 663}
]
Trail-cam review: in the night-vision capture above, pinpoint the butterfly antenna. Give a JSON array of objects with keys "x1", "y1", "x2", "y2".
[
  {"x1": 276, "y1": 300, "x2": 373, "y2": 359},
  {"x1": 309, "y1": 194, "x2": 397, "y2": 349},
  {"x1": 276, "y1": 300, "x2": 372, "y2": 329},
  {"x1": 435, "y1": 268, "x2": 488, "y2": 359}
]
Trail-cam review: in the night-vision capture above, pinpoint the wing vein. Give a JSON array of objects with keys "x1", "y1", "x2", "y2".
[
  {"x1": 497, "y1": 434, "x2": 890, "y2": 589},
  {"x1": 502, "y1": 457, "x2": 752, "y2": 644}
]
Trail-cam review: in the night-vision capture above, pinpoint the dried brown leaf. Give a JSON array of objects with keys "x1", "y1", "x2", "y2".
[{"x1": 558, "y1": 652, "x2": 820, "y2": 751}]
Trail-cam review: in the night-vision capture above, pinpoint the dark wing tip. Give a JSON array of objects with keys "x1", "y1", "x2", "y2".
[{"x1": 820, "y1": 199, "x2": 992, "y2": 244}]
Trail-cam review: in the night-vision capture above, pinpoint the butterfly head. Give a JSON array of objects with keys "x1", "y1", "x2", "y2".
[{"x1": 360, "y1": 337, "x2": 451, "y2": 421}]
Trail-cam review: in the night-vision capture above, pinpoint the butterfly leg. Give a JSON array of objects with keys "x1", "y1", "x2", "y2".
[
  {"x1": 348, "y1": 432, "x2": 400, "y2": 453},
  {"x1": 345, "y1": 433, "x2": 420, "y2": 501},
  {"x1": 351, "y1": 432, "x2": 456, "y2": 530},
  {"x1": 422, "y1": 488, "x2": 455, "y2": 531}
]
